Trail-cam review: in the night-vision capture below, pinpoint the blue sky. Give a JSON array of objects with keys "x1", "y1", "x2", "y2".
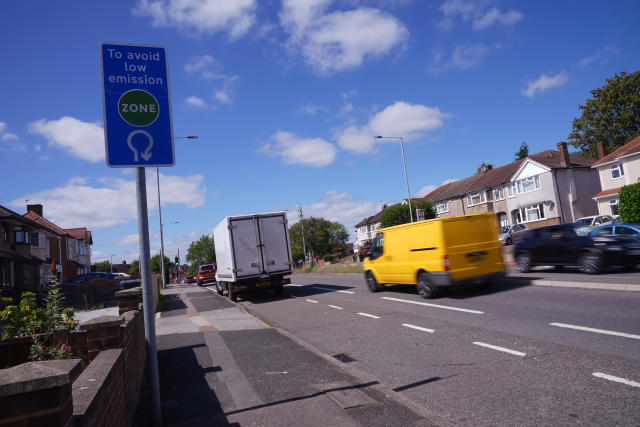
[{"x1": 1, "y1": 0, "x2": 639, "y2": 264}]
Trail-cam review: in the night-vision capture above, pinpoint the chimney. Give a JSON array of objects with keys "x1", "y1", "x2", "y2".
[
  {"x1": 557, "y1": 142, "x2": 570, "y2": 167},
  {"x1": 27, "y1": 204, "x2": 43, "y2": 217},
  {"x1": 122, "y1": 260, "x2": 127, "y2": 266},
  {"x1": 596, "y1": 141, "x2": 606, "y2": 159}
]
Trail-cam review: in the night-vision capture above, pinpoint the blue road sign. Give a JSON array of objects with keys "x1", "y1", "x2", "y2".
[{"x1": 100, "y1": 43, "x2": 175, "y2": 167}]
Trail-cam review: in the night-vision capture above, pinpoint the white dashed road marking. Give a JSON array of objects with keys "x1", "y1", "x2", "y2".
[
  {"x1": 473, "y1": 342, "x2": 526, "y2": 356},
  {"x1": 358, "y1": 312, "x2": 381, "y2": 319},
  {"x1": 328, "y1": 305, "x2": 344, "y2": 310},
  {"x1": 592, "y1": 372, "x2": 640, "y2": 388},
  {"x1": 382, "y1": 296, "x2": 484, "y2": 314},
  {"x1": 402, "y1": 323, "x2": 434, "y2": 333},
  {"x1": 306, "y1": 299, "x2": 319, "y2": 303},
  {"x1": 312, "y1": 286, "x2": 355, "y2": 294},
  {"x1": 550, "y1": 322, "x2": 640, "y2": 340}
]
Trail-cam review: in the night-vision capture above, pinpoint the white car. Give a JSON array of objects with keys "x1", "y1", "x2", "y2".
[{"x1": 574, "y1": 215, "x2": 614, "y2": 236}]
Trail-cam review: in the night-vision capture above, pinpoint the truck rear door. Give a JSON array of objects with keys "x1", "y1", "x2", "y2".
[
  {"x1": 258, "y1": 214, "x2": 292, "y2": 274},
  {"x1": 229, "y1": 217, "x2": 262, "y2": 278}
]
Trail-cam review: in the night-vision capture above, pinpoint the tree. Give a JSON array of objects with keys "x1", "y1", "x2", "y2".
[
  {"x1": 290, "y1": 244, "x2": 305, "y2": 264},
  {"x1": 129, "y1": 260, "x2": 139, "y2": 275},
  {"x1": 151, "y1": 254, "x2": 171, "y2": 282},
  {"x1": 93, "y1": 261, "x2": 111, "y2": 273},
  {"x1": 515, "y1": 141, "x2": 529, "y2": 160},
  {"x1": 568, "y1": 70, "x2": 640, "y2": 157},
  {"x1": 289, "y1": 217, "x2": 349, "y2": 259},
  {"x1": 619, "y1": 182, "x2": 640, "y2": 223},
  {"x1": 186, "y1": 235, "x2": 216, "y2": 272},
  {"x1": 380, "y1": 200, "x2": 436, "y2": 228}
]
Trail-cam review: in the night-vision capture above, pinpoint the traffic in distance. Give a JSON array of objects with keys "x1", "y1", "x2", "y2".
[{"x1": 188, "y1": 210, "x2": 639, "y2": 303}]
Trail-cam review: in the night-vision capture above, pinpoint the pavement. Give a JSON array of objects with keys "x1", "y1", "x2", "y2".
[{"x1": 154, "y1": 283, "x2": 439, "y2": 426}]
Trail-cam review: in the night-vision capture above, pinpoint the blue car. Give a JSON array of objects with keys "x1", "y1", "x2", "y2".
[{"x1": 590, "y1": 223, "x2": 640, "y2": 239}]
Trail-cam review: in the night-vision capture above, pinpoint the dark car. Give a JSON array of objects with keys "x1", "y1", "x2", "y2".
[
  {"x1": 67, "y1": 272, "x2": 117, "y2": 283},
  {"x1": 513, "y1": 223, "x2": 640, "y2": 274}
]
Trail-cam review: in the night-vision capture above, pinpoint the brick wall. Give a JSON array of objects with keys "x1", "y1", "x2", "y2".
[
  {"x1": 121, "y1": 309, "x2": 146, "y2": 422},
  {"x1": 526, "y1": 216, "x2": 562, "y2": 229}
]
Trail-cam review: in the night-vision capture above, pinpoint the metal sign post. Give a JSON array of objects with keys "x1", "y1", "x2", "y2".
[{"x1": 100, "y1": 42, "x2": 175, "y2": 427}]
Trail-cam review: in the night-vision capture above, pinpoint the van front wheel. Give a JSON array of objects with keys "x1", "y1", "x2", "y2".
[
  {"x1": 417, "y1": 272, "x2": 437, "y2": 299},
  {"x1": 365, "y1": 271, "x2": 381, "y2": 293}
]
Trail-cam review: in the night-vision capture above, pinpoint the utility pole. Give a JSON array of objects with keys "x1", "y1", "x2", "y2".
[{"x1": 297, "y1": 206, "x2": 307, "y2": 262}]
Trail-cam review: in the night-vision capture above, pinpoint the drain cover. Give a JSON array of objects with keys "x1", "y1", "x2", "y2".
[{"x1": 332, "y1": 353, "x2": 356, "y2": 363}]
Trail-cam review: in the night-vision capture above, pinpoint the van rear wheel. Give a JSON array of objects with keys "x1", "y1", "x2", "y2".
[
  {"x1": 365, "y1": 271, "x2": 381, "y2": 293},
  {"x1": 417, "y1": 272, "x2": 437, "y2": 299}
]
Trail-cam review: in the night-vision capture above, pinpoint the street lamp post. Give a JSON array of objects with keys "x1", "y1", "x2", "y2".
[
  {"x1": 157, "y1": 136, "x2": 198, "y2": 288},
  {"x1": 374, "y1": 136, "x2": 414, "y2": 223},
  {"x1": 110, "y1": 254, "x2": 114, "y2": 274}
]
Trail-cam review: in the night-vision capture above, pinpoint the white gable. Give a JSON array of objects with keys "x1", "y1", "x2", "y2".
[{"x1": 511, "y1": 159, "x2": 550, "y2": 181}]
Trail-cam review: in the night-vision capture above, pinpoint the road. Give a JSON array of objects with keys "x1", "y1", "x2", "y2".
[{"x1": 228, "y1": 274, "x2": 640, "y2": 426}]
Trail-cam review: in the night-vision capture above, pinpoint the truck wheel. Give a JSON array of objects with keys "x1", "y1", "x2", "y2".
[
  {"x1": 229, "y1": 288, "x2": 238, "y2": 302},
  {"x1": 215, "y1": 281, "x2": 223, "y2": 295},
  {"x1": 365, "y1": 271, "x2": 381, "y2": 293},
  {"x1": 579, "y1": 252, "x2": 602, "y2": 274},
  {"x1": 417, "y1": 272, "x2": 437, "y2": 299}
]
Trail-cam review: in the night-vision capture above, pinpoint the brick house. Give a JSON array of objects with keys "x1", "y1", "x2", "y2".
[
  {"x1": 591, "y1": 136, "x2": 640, "y2": 216},
  {"x1": 425, "y1": 143, "x2": 601, "y2": 229},
  {"x1": 0, "y1": 205, "x2": 47, "y2": 290},
  {"x1": 23, "y1": 204, "x2": 93, "y2": 282}
]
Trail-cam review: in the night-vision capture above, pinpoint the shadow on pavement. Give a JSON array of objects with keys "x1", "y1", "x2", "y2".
[
  {"x1": 240, "y1": 283, "x2": 357, "y2": 304},
  {"x1": 157, "y1": 334, "x2": 238, "y2": 426},
  {"x1": 160, "y1": 294, "x2": 188, "y2": 312},
  {"x1": 392, "y1": 375, "x2": 457, "y2": 392},
  {"x1": 222, "y1": 381, "x2": 379, "y2": 417}
]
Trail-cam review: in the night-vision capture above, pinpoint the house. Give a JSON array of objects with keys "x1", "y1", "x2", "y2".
[
  {"x1": 23, "y1": 204, "x2": 93, "y2": 282},
  {"x1": 354, "y1": 205, "x2": 388, "y2": 252},
  {"x1": 0, "y1": 205, "x2": 47, "y2": 290},
  {"x1": 592, "y1": 136, "x2": 640, "y2": 216},
  {"x1": 111, "y1": 260, "x2": 130, "y2": 275},
  {"x1": 426, "y1": 143, "x2": 601, "y2": 228}
]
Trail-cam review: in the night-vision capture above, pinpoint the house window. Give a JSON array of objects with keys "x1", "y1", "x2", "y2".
[
  {"x1": 435, "y1": 201, "x2": 449, "y2": 214},
  {"x1": 516, "y1": 176, "x2": 541, "y2": 194},
  {"x1": 360, "y1": 226, "x2": 366, "y2": 234},
  {"x1": 71, "y1": 240, "x2": 77, "y2": 256},
  {"x1": 15, "y1": 226, "x2": 29, "y2": 244},
  {"x1": 494, "y1": 186, "x2": 505, "y2": 201},
  {"x1": 1, "y1": 223, "x2": 7, "y2": 242},
  {"x1": 609, "y1": 198, "x2": 619, "y2": 216},
  {"x1": 35, "y1": 233, "x2": 46, "y2": 249},
  {"x1": 508, "y1": 183, "x2": 517, "y2": 198},
  {"x1": 516, "y1": 203, "x2": 546, "y2": 223},
  {"x1": 467, "y1": 191, "x2": 486, "y2": 206},
  {"x1": 610, "y1": 163, "x2": 625, "y2": 179}
]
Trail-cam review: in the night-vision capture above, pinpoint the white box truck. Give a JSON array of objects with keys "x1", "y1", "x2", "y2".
[{"x1": 213, "y1": 212, "x2": 293, "y2": 301}]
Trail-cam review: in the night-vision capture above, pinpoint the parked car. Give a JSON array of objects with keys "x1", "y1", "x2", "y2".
[
  {"x1": 574, "y1": 215, "x2": 614, "y2": 236},
  {"x1": 67, "y1": 272, "x2": 117, "y2": 284},
  {"x1": 196, "y1": 264, "x2": 216, "y2": 286},
  {"x1": 612, "y1": 216, "x2": 622, "y2": 224},
  {"x1": 358, "y1": 245, "x2": 370, "y2": 262},
  {"x1": 513, "y1": 223, "x2": 640, "y2": 274},
  {"x1": 498, "y1": 223, "x2": 528, "y2": 245},
  {"x1": 183, "y1": 276, "x2": 195, "y2": 284},
  {"x1": 590, "y1": 223, "x2": 640, "y2": 240}
]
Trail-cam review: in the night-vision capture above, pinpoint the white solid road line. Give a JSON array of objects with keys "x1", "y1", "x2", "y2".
[
  {"x1": 382, "y1": 296, "x2": 484, "y2": 314},
  {"x1": 592, "y1": 372, "x2": 640, "y2": 388},
  {"x1": 402, "y1": 323, "x2": 434, "y2": 333},
  {"x1": 358, "y1": 312, "x2": 381, "y2": 319},
  {"x1": 472, "y1": 341, "x2": 526, "y2": 356},
  {"x1": 312, "y1": 286, "x2": 355, "y2": 294},
  {"x1": 328, "y1": 305, "x2": 344, "y2": 310},
  {"x1": 550, "y1": 322, "x2": 640, "y2": 340},
  {"x1": 306, "y1": 299, "x2": 319, "y2": 303}
]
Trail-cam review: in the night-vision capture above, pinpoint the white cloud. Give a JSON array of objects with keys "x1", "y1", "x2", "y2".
[
  {"x1": 8, "y1": 172, "x2": 207, "y2": 229},
  {"x1": 430, "y1": 43, "x2": 498, "y2": 72},
  {"x1": 185, "y1": 96, "x2": 206, "y2": 109},
  {"x1": 576, "y1": 44, "x2": 618, "y2": 69},
  {"x1": 260, "y1": 131, "x2": 337, "y2": 167},
  {"x1": 28, "y1": 116, "x2": 104, "y2": 162},
  {"x1": 280, "y1": 0, "x2": 408, "y2": 74},
  {"x1": 185, "y1": 55, "x2": 238, "y2": 104},
  {"x1": 132, "y1": 0, "x2": 257, "y2": 38},
  {"x1": 442, "y1": 178, "x2": 458, "y2": 184},
  {"x1": 298, "y1": 102, "x2": 328, "y2": 115},
  {"x1": 336, "y1": 101, "x2": 450, "y2": 154},
  {"x1": 286, "y1": 190, "x2": 378, "y2": 227},
  {"x1": 521, "y1": 71, "x2": 568, "y2": 98},
  {"x1": 439, "y1": 0, "x2": 522, "y2": 30},
  {"x1": 115, "y1": 234, "x2": 140, "y2": 246},
  {"x1": 0, "y1": 122, "x2": 22, "y2": 151},
  {"x1": 415, "y1": 185, "x2": 436, "y2": 198}
]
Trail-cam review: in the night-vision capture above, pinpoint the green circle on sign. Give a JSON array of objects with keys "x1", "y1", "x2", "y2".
[{"x1": 118, "y1": 90, "x2": 159, "y2": 126}]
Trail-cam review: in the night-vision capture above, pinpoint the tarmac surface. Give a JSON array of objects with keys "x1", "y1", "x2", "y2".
[{"x1": 155, "y1": 283, "x2": 437, "y2": 426}]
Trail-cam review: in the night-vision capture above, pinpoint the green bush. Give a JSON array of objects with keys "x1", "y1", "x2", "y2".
[
  {"x1": 380, "y1": 200, "x2": 437, "y2": 228},
  {"x1": 619, "y1": 182, "x2": 640, "y2": 223},
  {"x1": 323, "y1": 254, "x2": 335, "y2": 263}
]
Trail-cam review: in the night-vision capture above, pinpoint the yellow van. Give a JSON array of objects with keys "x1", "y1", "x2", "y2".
[{"x1": 362, "y1": 213, "x2": 504, "y2": 298}]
